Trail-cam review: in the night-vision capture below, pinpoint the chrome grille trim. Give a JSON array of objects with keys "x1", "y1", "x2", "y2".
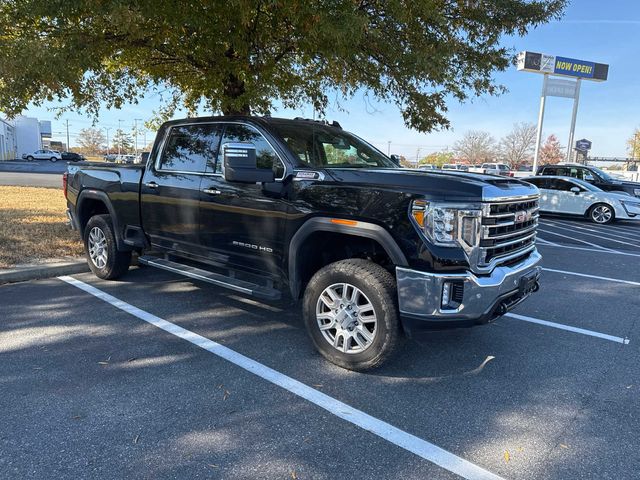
[{"x1": 478, "y1": 196, "x2": 539, "y2": 271}]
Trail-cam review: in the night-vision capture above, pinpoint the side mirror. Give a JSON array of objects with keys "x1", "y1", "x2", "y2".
[
  {"x1": 389, "y1": 154, "x2": 401, "y2": 166},
  {"x1": 570, "y1": 186, "x2": 581, "y2": 194},
  {"x1": 223, "y1": 143, "x2": 275, "y2": 183}
]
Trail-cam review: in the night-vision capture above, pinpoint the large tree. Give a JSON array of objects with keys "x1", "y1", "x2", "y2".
[
  {"x1": 76, "y1": 127, "x2": 106, "y2": 155},
  {"x1": 453, "y1": 130, "x2": 497, "y2": 164},
  {"x1": 112, "y1": 129, "x2": 134, "y2": 154},
  {"x1": 0, "y1": 1, "x2": 565, "y2": 131},
  {"x1": 539, "y1": 134, "x2": 563, "y2": 164},
  {"x1": 626, "y1": 128, "x2": 640, "y2": 159},
  {"x1": 500, "y1": 122, "x2": 536, "y2": 168}
]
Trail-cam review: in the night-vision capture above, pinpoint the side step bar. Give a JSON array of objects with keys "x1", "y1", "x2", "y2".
[{"x1": 138, "y1": 255, "x2": 281, "y2": 301}]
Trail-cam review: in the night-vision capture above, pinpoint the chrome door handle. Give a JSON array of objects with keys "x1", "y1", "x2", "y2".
[
  {"x1": 202, "y1": 188, "x2": 222, "y2": 195},
  {"x1": 145, "y1": 181, "x2": 159, "y2": 189}
]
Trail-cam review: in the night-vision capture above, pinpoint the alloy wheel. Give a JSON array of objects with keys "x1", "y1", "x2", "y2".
[
  {"x1": 315, "y1": 282, "x2": 377, "y2": 354},
  {"x1": 88, "y1": 227, "x2": 108, "y2": 268},
  {"x1": 591, "y1": 205, "x2": 612, "y2": 224}
]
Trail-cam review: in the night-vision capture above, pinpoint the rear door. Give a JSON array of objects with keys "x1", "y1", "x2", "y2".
[
  {"x1": 198, "y1": 122, "x2": 289, "y2": 277},
  {"x1": 140, "y1": 123, "x2": 221, "y2": 254},
  {"x1": 549, "y1": 178, "x2": 590, "y2": 214}
]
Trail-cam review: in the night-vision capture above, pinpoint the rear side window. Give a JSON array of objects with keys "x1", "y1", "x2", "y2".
[
  {"x1": 216, "y1": 124, "x2": 285, "y2": 178},
  {"x1": 158, "y1": 124, "x2": 221, "y2": 173}
]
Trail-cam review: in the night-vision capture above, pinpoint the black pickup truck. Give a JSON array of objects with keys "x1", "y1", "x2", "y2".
[{"x1": 65, "y1": 116, "x2": 541, "y2": 370}]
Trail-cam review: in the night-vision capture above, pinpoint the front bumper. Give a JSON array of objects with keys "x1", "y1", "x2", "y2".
[{"x1": 396, "y1": 251, "x2": 541, "y2": 332}]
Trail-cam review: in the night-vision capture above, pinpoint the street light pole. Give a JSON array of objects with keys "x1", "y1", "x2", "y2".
[
  {"x1": 65, "y1": 119, "x2": 70, "y2": 151},
  {"x1": 117, "y1": 119, "x2": 123, "y2": 155},
  {"x1": 134, "y1": 118, "x2": 142, "y2": 156},
  {"x1": 105, "y1": 127, "x2": 111, "y2": 157}
]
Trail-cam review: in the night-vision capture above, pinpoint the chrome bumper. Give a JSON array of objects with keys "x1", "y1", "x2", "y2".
[{"x1": 396, "y1": 251, "x2": 541, "y2": 324}]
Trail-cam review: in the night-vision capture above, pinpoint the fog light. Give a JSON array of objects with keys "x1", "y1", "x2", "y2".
[{"x1": 441, "y1": 282, "x2": 452, "y2": 308}]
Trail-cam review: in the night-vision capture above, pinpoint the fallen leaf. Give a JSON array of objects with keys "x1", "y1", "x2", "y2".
[
  {"x1": 626, "y1": 385, "x2": 633, "y2": 389},
  {"x1": 516, "y1": 447, "x2": 523, "y2": 452},
  {"x1": 504, "y1": 450, "x2": 510, "y2": 463},
  {"x1": 33, "y1": 367, "x2": 43, "y2": 370},
  {"x1": 223, "y1": 390, "x2": 230, "y2": 401},
  {"x1": 127, "y1": 357, "x2": 137, "y2": 362},
  {"x1": 312, "y1": 384, "x2": 323, "y2": 388},
  {"x1": 560, "y1": 444, "x2": 569, "y2": 449},
  {"x1": 208, "y1": 464, "x2": 219, "y2": 469},
  {"x1": 291, "y1": 471, "x2": 297, "y2": 479},
  {"x1": 98, "y1": 362, "x2": 109, "y2": 365},
  {"x1": 133, "y1": 435, "x2": 140, "y2": 444}
]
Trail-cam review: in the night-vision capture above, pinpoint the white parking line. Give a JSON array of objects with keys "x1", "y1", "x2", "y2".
[
  {"x1": 536, "y1": 242, "x2": 640, "y2": 258},
  {"x1": 541, "y1": 220, "x2": 640, "y2": 245},
  {"x1": 542, "y1": 267, "x2": 640, "y2": 287},
  {"x1": 537, "y1": 228, "x2": 616, "y2": 251},
  {"x1": 542, "y1": 219, "x2": 640, "y2": 240},
  {"x1": 505, "y1": 313, "x2": 630, "y2": 345},
  {"x1": 58, "y1": 275, "x2": 503, "y2": 480}
]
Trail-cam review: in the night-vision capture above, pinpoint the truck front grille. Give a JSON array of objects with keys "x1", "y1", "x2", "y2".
[{"x1": 479, "y1": 197, "x2": 539, "y2": 269}]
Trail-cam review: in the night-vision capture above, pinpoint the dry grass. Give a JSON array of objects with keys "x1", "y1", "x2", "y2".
[{"x1": 0, "y1": 186, "x2": 84, "y2": 268}]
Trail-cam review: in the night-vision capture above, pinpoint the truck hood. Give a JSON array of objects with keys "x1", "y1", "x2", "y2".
[{"x1": 323, "y1": 168, "x2": 538, "y2": 202}]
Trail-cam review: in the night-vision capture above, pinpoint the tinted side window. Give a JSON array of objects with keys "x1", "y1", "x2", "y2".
[
  {"x1": 158, "y1": 124, "x2": 221, "y2": 173},
  {"x1": 217, "y1": 124, "x2": 285, "y2": 178},
  {"x1": 550, "y1": 179, "x2": 573, "y2": 191}
]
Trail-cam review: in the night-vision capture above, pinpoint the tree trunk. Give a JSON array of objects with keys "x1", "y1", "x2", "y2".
[{"x1": 222, "y1": 72, "x2": 250, "y2": 115}]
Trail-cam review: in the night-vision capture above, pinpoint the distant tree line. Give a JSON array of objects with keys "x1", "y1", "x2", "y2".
[{"x1": 417, "y1": 123, "x2": 564, "y2": 169}]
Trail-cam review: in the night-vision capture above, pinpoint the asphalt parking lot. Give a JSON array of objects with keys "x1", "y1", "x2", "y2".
[{"x1": 2, "y1": 216, "x2": 640, "y2": 479}]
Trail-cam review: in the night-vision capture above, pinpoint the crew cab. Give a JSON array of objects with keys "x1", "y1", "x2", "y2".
[
  {"x1": 537, "y1": 163, "x2": 640, "y2": 198},
  {"x1": 64, "y1": 116, "x2": 542, "y2": 370}
]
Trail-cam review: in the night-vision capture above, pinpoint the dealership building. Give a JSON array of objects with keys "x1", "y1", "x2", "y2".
[{"x1": 0, "y1": 115, "x2": 52, "y2": 161}]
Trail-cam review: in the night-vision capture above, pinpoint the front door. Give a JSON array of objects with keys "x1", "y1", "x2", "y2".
[
  {"x1": 140, "y1": 123, "x2": 221, "y2": 254},
  {"x1": 198, "y1": 122, "x2": 289, "y2": 278}
]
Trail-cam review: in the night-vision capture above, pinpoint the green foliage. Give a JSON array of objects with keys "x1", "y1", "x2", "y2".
[
  {"x1": 112, "y1": 129, "x2": 134, "y2": 153},
  {"x1": 419, "y1": 151, "x2": 453, "y2": 168},
  {"x1": 0, "y1": 0, "x2": 565, "y2": 131}
]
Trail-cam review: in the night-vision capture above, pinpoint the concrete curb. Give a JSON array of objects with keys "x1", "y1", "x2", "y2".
[{"x1": 0, "y1": 260, "x2": 89, "y2": 285}]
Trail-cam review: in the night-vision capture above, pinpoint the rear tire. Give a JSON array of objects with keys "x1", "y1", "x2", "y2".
[
  {"x1": 588, "y1": 203, "x2": 614, "y2": 224},
  {"x1": 303, "y1": 259, "x2": 400, "y2": 371},
  {"x1": 84, "y1": 214, "x2": 131, "y2": 280}
]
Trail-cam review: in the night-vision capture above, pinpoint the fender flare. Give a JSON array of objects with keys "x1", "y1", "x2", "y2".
[
  {"x1": 287, "y1": 217, "x2": 408, "y2": 298},
  {"x1": 77, "y1": 189, "x2": 129, "y2": 250}
]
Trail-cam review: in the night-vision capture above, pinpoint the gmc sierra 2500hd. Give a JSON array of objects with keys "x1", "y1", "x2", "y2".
[{"x1": 65, "y1": 116, "x2": 541, "y2": 370}]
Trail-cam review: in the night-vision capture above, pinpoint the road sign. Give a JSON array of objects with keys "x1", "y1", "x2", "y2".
[
  {"x1": 517, "y1": 51, "x2": 609, "y2": 81},
  {"x1": 575, "y1": 139, "x2": 592, "y2": 152},
  {"x1": 545, "y1": 78, "x2": 578, "y2": 98}
]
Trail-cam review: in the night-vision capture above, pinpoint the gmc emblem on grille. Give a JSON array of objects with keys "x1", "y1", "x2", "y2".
[{"x1": 514, "y1": 210, "x2": 531, "y2": 223}]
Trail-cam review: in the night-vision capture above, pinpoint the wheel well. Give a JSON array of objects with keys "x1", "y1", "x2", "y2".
[
  {"x1": 293, "y1": 231, "x2": 394, "y2": 299},
  {"x1": 78, "y1": 198, "x2": 109, "y2": 235},
  {"x1": 585, "y1": 202, "x2": 615, "y2": 218}
]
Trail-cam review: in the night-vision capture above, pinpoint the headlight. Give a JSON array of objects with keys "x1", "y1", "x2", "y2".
[{"x1": 411, "y1": 200, "x2": 481, "y2": 247}]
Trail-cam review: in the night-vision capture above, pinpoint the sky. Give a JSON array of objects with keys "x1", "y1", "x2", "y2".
[{"x1": 21, "y1": 0, "x2": 639, "y2": 160}]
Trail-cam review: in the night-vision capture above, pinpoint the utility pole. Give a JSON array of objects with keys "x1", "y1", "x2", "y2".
[
  {"x1": 134, "y1": 118, "x2": 142, "y2": 156},
  {"x1": 105, "y1": 127, "x2": 111, "y2": 156},
  {"x1": 143, "y1": 130, "x2": 147, "y2": 151},
  {"x1": 387, "y1": 141, "x2": 391, "y2": 156},
  {"x1": 415, "y1": 147, "x2": 421, "y2": 165},
  {"x1": 65, "y1": 119, "x2": 70, "y2": 151},
  {"x1": 117, "y1": 119, "x2": 123, "y2": 155}
]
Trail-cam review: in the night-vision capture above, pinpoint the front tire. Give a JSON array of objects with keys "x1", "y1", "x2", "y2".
[
  {"x1": 588, "y1": 203, "x2": 614, "y2": 224},
  {"x1": 303, "y1": 259, "x2": 400, "y2": 371},
  {"x1": 50, "y1": 156, "x2": 58, "y2": 162},
  {"x1": 26, "y1": 155, "x2": 34, "y2": 161},
  {"x1": 84, "y1": 214, "x2": 131, "y2": 279}
]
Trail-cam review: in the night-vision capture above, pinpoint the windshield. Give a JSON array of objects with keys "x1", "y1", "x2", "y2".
[
  {"x1": 589, "y1": 166, "x2": 614, "y2": 181},
  {"x1": 570, "y1": 178, "x2": 602, "y2": 192},
  {"x1": 269, "y1": 122, "x2": 397, "y2": 169}
]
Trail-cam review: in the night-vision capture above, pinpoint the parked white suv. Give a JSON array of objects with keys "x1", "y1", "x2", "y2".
[
  {"x1": 481, "y1": 163, "x2": 512, "y2": 176},
  {"x1": 22, "y1": 149, "x2": 62, "y2": 162}
]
